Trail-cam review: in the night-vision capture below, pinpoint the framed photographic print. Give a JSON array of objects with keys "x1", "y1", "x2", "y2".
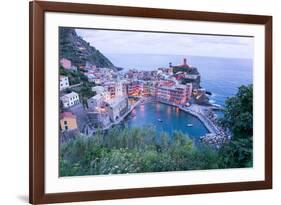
[{"x1": 29, "y1": 1, "x2": 272, "y2": 204}]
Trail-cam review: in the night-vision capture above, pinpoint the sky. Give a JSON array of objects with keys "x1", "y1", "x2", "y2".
[{"x1": 76, "y1": 28, "x2": 254, "y2": 59}]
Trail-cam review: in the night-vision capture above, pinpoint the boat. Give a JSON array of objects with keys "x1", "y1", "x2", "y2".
[
  {"x1": 187, "y1": 123, "x2": 193, "y2": 127},
  {"x1": 158, "y1": 119, "x2": 163, "y2": 122},
  {"x1": 206, "y1": 90, "x2": 212, "y2": 95}
]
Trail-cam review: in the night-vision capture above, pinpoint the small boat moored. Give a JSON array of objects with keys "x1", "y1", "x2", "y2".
[
  {"x1": 187, "y1": 123, "x2": 193, "y2": 127},
  {"x1": 158, "y1": 119, "x2": 163, "y2": 122}
]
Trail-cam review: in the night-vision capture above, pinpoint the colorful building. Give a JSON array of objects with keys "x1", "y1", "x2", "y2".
[
  {"x1": 87, "y1": 94, "x2": 105, "y2": 109},
  {"x1": 156, "y1": 81, "x2": 190, "y2": 105},
  {"x1": 106, "y1": 96, "x2": 129, "y2": 122},
  {"x1": 60, "y1": 112, "x2": 78, "y2": 131},
  {"x1": 91, "y1": 86, "x2": 106, "y2": 94},
  {"x1": 126, "y1": 81, "x2": 143, "y2": 96},
  {"x1": 87, "y1": 91, "x2": 110, "y2": 110},
  {"x1": 60, "y1": 58, "x2": 72, "y2": 69},
  {"x1": 59, "y1": 76, "x2": 69, "y2": 91},
  {"x1": 142, "y1": 81, "x2": 156, "y2": 97},
  {"x1": 104, "y1": 81, "x2": 125, "y2": 98},
  {"x1": 186, "y1": 83, "x2": 193, "y2": 99},
  {"x1": 60, "y1": 58, "x2": 77, "y2": 71},
  {"x1": 60, "y1": 91, "x2": 80, "y2": 108},
  {"x1": 142, "y1": 83, "x2": 150, "y2": 97}
]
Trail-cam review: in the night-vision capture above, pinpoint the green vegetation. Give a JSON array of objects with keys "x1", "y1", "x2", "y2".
[
  {"x1": 78, "y1": 82, "x2": 96, "y2": 109},
  {"x1": 218, "y1": 84, "x2": 253, "y2": 168},
  {"x1": 59, "y1": 67, "x2": 87, "y2": 85},
  {"x1": 59, "y1": 84, "x2": 253, "y2": 176},
  {"x1": 60, "y1": 126, "x2": 220, "y2": 176},
  {"x1": 173, "y1": 66, "x2": 199, "y2": 75},
  {"x1": 60, "y1": 67, "x2": 96, "y2": 108},
  {"x1": 68, "y1": 80, "x2": 95, "y2": 98},
  {"x1": 181, "y1": 78, "x2": 199, "y2": 85},
  {"x1": 59, "y1": 27, "x2": 114, "y2": 68},
  {"x1": 173, "y1": 67, "x2": 188, "y2": 74}
]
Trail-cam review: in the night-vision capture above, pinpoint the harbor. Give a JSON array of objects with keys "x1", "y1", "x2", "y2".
[
  {"x1": 125, "y1": 100, "x2": 210, "y2": 139},
  {"x1": 60, "y1": 55, "x2": 232, "y2": 146},
  {"x1": 68, "y1": 94, "x2": 227, "y2": 145},
  {"x1": 138, "y1": 97, "x2": 228, "y2": 143}
]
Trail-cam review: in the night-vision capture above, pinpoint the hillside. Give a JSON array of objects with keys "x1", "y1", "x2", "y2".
[{"x1": 59, "y1": 27, "x2": 121, "y2": 70}]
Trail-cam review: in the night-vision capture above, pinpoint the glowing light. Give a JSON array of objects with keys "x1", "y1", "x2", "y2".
[
  {"x1": 140, "y1": 104, "x2": 145, "y2": 112},
  {"x1": 167, "y1": 107, "x2": 171, "y2": 115},
  {"x1": 156, "y1": 103, "x2": 160, "y2": 111}
]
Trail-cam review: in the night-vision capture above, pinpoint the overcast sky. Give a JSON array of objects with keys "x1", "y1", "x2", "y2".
[{"x1": 76, "y1": 28, "x2": 254, "y2": 59}]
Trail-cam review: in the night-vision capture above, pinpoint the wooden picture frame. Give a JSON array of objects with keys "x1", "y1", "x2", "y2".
[{"x1": 29, "y1": 1, "x2": 272, "y2": 204}]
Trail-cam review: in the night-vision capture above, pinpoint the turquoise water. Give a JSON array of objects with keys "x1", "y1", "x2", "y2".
[
  {"x1": 109, "y1": 54, "x2": 253, "y2": 137},
  {"x1": 124, "y1": 102, "x2": 209, "y2": 139}
]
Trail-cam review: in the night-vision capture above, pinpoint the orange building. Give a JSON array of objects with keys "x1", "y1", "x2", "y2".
[
  {"x1": 156, "y1": 80, "x2": 190, "y2": 105},
  {"x1": 126, "y1": 81, "x2": 143, "y2": 96},
  {"x1": 60, "y1": 112, "x2": 78, "y2": 131}
]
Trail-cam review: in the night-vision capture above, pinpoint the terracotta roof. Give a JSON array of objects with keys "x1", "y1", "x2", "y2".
[{"x1": 60, "y1": 112, "x2": 76, "y2": 120}]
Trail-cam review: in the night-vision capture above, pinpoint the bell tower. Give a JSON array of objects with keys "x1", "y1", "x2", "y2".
[{"x1": 183, "y1": 58, "x2": 187, "y2": 65}]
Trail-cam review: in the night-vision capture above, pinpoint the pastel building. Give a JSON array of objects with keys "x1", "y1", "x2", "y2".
[
  {"x1": 106, "y1": 96, "x2": 129, "y2": 122},
  {"x1": 87, "y1": 94, "x2": 104, "y2": 109},
  {"x1": 60, "y1": 58, "x2": 77, "y2": 71},
  {"x1": 84, "y1": 73, "x2": 96, "y2": 82},
  {"x1": 60, "y1": 58, "x2": 72, "y2": 69},
  {"x1": 60, "y1": 112, "x2": 78, "y2": 131},
  {"x1": 142, "y1": 81, "x2": 156, "y2": 97},
  {"x1": 94, "y1": 78, "x2": 102, "y2": 85},
  {"x1": 156, "y1": 81, "x2": 190, "y2": 105},
  {"x1": 126, "y1": 81, "x2": 143, "y2": 96},
  {"x1": 104, "y1": 82, "x2": 116, "y2": 98},
  {"x1": 142, "y1": 83, "x2": 150, "y2": 97},
  {"x1": 186, "y1": 83, "x2": 193, "y2": 98},
  {"x1": 92, "y1": 86, "x2": 105, "y2": 94},
  {"x1": 104, "y1": 81, "x2": 125, "y2": 98},
  {"x1": 59, "y1": 76, "x2": 69, "y2": 91},
  {"x1": 87, "y1": 91, "x2": 110, "y2": 110},
  {"x1": 91, "y1": 86, "x2": 110, "y2": 100},
  {"x1": 115, "y1": 82, "x2": 124, "y2": 97},
  {"x1": 167, "y1": 67, "x2": 173, "y2": 75},
  {"x1": 60, "y1": 91, "x2": 80, "y2": 108}
]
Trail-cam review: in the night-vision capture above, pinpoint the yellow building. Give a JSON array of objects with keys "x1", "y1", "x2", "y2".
[{"x1": 60, "y1": 112, "x2": 78, "y2": 131}]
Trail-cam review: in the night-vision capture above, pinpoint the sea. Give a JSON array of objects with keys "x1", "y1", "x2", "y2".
[
  {"x1": 107, "y1": 54, "x2": 253, "y2": 138},
  {"x1": 107, "y1": 54, "x2": 253, "y2": 107}
]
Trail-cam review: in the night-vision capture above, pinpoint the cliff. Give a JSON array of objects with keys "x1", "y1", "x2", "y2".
[{"x1": 59, "y1": 27, "x2": 121, "y2": 71}]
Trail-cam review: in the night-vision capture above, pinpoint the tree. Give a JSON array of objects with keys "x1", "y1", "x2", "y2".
[
  {"x1": 219, "y1": 84, "x2": 253, "y2": 168},
  {"x1": 59, "y1": 127, "x2": 219, "y2": 176},
  {"x1": 79, "y1": 82, "x2": 95, "y2": 99}
]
